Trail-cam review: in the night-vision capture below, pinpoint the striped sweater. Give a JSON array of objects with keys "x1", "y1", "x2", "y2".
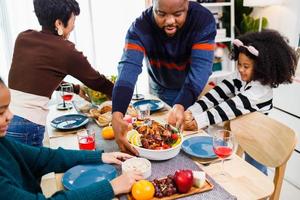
[
  {"x1": 112, "y1": 2, "x2": 216, "y2": 114},
  {"x1": 188, "y1": 73, "x2": 273, "y2": 129}
]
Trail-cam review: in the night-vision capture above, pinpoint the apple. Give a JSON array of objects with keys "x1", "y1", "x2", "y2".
[{"x1": 173, "y1": 169, "x2": 194, "y2": 193}]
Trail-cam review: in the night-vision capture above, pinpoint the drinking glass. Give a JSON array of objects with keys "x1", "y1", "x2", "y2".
[
  {"x1": 212, "y1": 129, "x2": 235, "y2": 178},
  {"x1": 77, "y1": 130, "x2": 95, "y2": 150},
  {"x1": 136, "y1": 104, "x2": 150, "y2": 121},
  {"x1": 60, "y1": 83, "x2": 73, "y2": 109}
]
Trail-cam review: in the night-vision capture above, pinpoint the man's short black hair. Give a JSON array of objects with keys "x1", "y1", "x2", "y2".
[{"x1": 34, "y1": 0, "x2": 80, "y2": 33}]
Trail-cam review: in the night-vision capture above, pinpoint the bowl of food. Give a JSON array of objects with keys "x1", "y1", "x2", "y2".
[
  {"x1": 127, "y1": 120, "x2": 183, "y2": 161},
  {"x1": 122, "y1": 157, "x2": 151, "y2": 179},
  {"x1": 85, "y1": 88, "x2": 108, "y2": 105}
]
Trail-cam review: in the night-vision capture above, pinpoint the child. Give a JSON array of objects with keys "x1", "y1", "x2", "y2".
[
  {"x1": 0, "y1": 77, "x2": 142, "y2": 199},
  {"x1": 184, "y1": 30, "x2": 297, "y2": 174}
]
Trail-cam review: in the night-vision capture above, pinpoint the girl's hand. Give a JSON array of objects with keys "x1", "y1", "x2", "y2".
[
  {"x1": 102, "y1": 152, "x2": 134, "y2": 165},
  {"x1": 183, "y1": 110, "x2": 198, "y2": 131},
  {"x1": 110, "y1": 171, "x2": 143, "y2": 195}
]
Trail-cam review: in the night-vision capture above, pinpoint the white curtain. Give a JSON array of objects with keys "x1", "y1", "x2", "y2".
[{"x1": 0, "y1": 0, "x2": 149, "y2": 93}]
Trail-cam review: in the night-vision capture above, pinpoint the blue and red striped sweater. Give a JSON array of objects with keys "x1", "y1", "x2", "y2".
[{"x1": 113, "y1": 2, "x2": 216, "y2": 114}]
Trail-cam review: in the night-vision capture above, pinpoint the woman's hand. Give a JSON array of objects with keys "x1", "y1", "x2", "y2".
[
  {"x1": 78, "y1": 85, "x2": 90, "y2": 101},
  {"x1": 110, "y1": 171, "x2": 143, "y2": 195},
  {"x1": 112, "y1": 112, "x2": 139, "y2": 156},
  {"x1": 102, "y1": 152, "x2": 134, "y2": 165}
]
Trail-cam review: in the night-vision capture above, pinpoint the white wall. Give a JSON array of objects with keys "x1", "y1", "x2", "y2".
[
  {"x1": 251, "y1": 0, "x2": 300, "y2": 47},
  {"x1": 0, "y1": 0, "x2": 149, "y2": 94}
]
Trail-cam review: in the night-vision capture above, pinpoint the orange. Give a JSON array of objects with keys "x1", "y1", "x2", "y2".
[
  {"x1": 101, "y1": 126, "x2": 114, "y2": 140},
  {"x1": 131, "y1": 180, "x2": 155, "y2": 200}
]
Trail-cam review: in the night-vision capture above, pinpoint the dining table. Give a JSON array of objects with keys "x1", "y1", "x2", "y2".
[{"x1": 46, "y1": 94, "x2": 274, "y2": 200}]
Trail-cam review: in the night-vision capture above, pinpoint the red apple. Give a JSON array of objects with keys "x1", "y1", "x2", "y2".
[{"x1": 173, "y1": 169, "x2": 194, "y2": 193}]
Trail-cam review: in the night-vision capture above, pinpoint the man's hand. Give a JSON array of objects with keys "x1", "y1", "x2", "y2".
[
  {"x1": 112, "y1": 112, "x2": 139, "y2": 156},
  {"x1": 167, "y1": 104, "x2": 185, "y2": 129}
]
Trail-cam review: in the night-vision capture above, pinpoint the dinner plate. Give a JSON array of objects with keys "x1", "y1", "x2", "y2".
[
  {"x1": 133, "y1": 99, "x2": 164, "y2": 112},
  {"x1": 50, "y1": 114, "x2": 89, "y2": 130},
  {"x1": 181, "y1": 136, "x2": 217, "y2": 159},
  {"x1": 62, "y1": 164, "x2": 117, "y2": 190}
]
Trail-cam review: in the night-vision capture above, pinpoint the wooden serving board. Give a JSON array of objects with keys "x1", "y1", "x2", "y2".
[{"x1": 127, "y1": 179, "x2": 214, "y2": 200}]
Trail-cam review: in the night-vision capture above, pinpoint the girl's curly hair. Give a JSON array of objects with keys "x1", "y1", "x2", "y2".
[{"x1": 231, "y1": 30, "x2": 298, "y2": 88}]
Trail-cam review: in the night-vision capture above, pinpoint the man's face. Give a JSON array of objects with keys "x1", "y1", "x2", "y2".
[{"x1": 153, "y1": 0, "x2": 188, "y2": 37}]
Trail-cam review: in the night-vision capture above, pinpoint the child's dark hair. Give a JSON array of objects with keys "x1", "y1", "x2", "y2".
[
  {"x1": 33, "y1": 0, "x2": 80, "y2": 34},
  {"x1": 0, "y1": 77, "x2": 4, "y2": 85},
  {"x1": 231, "y1": 30, "x2": 298, "y2": 88}
]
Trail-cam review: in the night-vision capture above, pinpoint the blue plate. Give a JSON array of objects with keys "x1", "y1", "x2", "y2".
[
  {"x1": 62, "y1": 164, "x2": 117, "y2": 190},
  {"x1": 133, "y1": 99, "x2": 164, "y2": 112},
  {"x1": 181, "y1": 136, "x2": 217, "y2": 159},
  {"x1": 50, "y1": 114, "x2": 89, "y2": 130}
]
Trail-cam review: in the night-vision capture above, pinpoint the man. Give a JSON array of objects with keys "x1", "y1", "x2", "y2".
[{"x1": 112, "y1": 0, "x2": 216, "y2": 154}]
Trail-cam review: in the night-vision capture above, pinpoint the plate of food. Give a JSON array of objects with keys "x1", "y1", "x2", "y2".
[
  {"x1": 133, "y1": 99, "x2": 164, "y2": 112},
  {"x1": 181, "y1": 136, "x2": 217, "y2": 159},
  {"x1": 50, "y1": 114, "x2": 89, "y2": 130},
  {"x1": 127, "y1": 120, "x2": 183, "y2": 160},
  {"x1": 62, "y1": 164, "x2": 117, "y2": 190}
]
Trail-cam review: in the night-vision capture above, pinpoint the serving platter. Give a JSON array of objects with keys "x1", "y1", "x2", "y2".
[{"x1": 128, "y1": 178, "x2": 214, "y2": 200}]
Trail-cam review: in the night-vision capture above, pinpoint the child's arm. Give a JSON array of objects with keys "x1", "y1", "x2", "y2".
[
  {"x1": 188, "y1": 78, "x2": 237, "y2": 115},
  {"x1": 192, "y1": 82, "x2": 273, "y2": 129}
]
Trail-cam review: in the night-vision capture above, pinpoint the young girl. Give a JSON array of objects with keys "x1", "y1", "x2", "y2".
[
  {"x1": 0, "y1": 77, "x2": 142, "y2": 199},
  {"x1": 184, "y1": 30, "x2": 298, "y2": 174}
]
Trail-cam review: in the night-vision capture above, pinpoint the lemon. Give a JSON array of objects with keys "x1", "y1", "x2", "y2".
[
  {"x1": 172, "y1": 137, "x2": 181, "y2": 147},
  {"x1": 132, "y1": 134, "x2": 142, "y2": 146},
  {"x1": 127, "y1": 130, "x2": 142, "y2": 147},
  {"x1": 127, "y1": 130, "x2": 139, "y2": 141}
]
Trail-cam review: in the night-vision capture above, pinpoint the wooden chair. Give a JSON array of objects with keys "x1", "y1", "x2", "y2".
[{"x1": 229, "y1": 112, "x2": 297, "y2": 200}]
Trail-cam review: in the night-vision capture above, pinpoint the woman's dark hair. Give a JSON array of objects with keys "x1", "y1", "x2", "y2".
[
  {"x1": 231, "y1": 30, "x2": 298, "y2": 88},
  {"x1": 0, "y1": 77, "x2": 3, "y2": 85},
  {"x1": 34, "y1": 0, "x2": 80, "y2": 33}
]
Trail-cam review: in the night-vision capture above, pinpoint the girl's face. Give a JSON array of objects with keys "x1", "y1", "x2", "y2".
[
  {"x1": 237, "y1": 53, "x2": 254, "y2": 82},
  {"x1": 0, "y1": 84, "x2": 13, "y2": 137}
]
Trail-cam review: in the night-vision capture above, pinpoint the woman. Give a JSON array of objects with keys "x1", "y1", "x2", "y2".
[
  {"x1": 8, "y1": 0, "x2": 113, "y2": 146},
  {"x1": 0, "y1": 77, "x2": 143, "y2": 200}
]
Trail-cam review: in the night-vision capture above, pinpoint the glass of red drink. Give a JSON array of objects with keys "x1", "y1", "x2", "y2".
[
  {"x1": 212, "y1": 129, "x2": 235, "y2": 178},
  {"x1": 77, "y1": 130, "x2": 95, "y2": 150},
  {"x1": 60, "y1": 83, "x2": 73, "y2": 109}
]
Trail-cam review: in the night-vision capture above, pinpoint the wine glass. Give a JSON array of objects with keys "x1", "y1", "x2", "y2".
[
  {"x1": 60, "y1": 83, "x2": 74, "y2": 109},
  {"x1": 212, "y1": 129, "x2": 236, "y2": 179},
  {"x1": 132, "y1": 84, "x2": 144, "y2": 100}
]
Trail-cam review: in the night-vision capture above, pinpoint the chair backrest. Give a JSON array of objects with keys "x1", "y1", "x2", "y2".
[{"x1": 230, "y1": 112, "x2": 297, "y2": 200}]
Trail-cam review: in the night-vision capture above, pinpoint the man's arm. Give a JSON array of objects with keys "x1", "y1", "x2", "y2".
[
  {"x1": 168, "y1": 20, "x2": 216, "y2": 128},
  {"x1": 173, "y1": 21, "x2": 216, "y2": 110},
  {"x1": 112, "y1": 30, "x2": 144, "y2": 155}
]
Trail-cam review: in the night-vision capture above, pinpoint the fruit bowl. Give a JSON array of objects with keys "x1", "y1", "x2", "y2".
[{"x1": 127, "y1": 121, "x2": 183, "y2": 161}]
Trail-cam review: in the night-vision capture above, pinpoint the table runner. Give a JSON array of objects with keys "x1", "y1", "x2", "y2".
[{"x1": 90, "y1": 123, "x2": 236, "y2": 200}]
